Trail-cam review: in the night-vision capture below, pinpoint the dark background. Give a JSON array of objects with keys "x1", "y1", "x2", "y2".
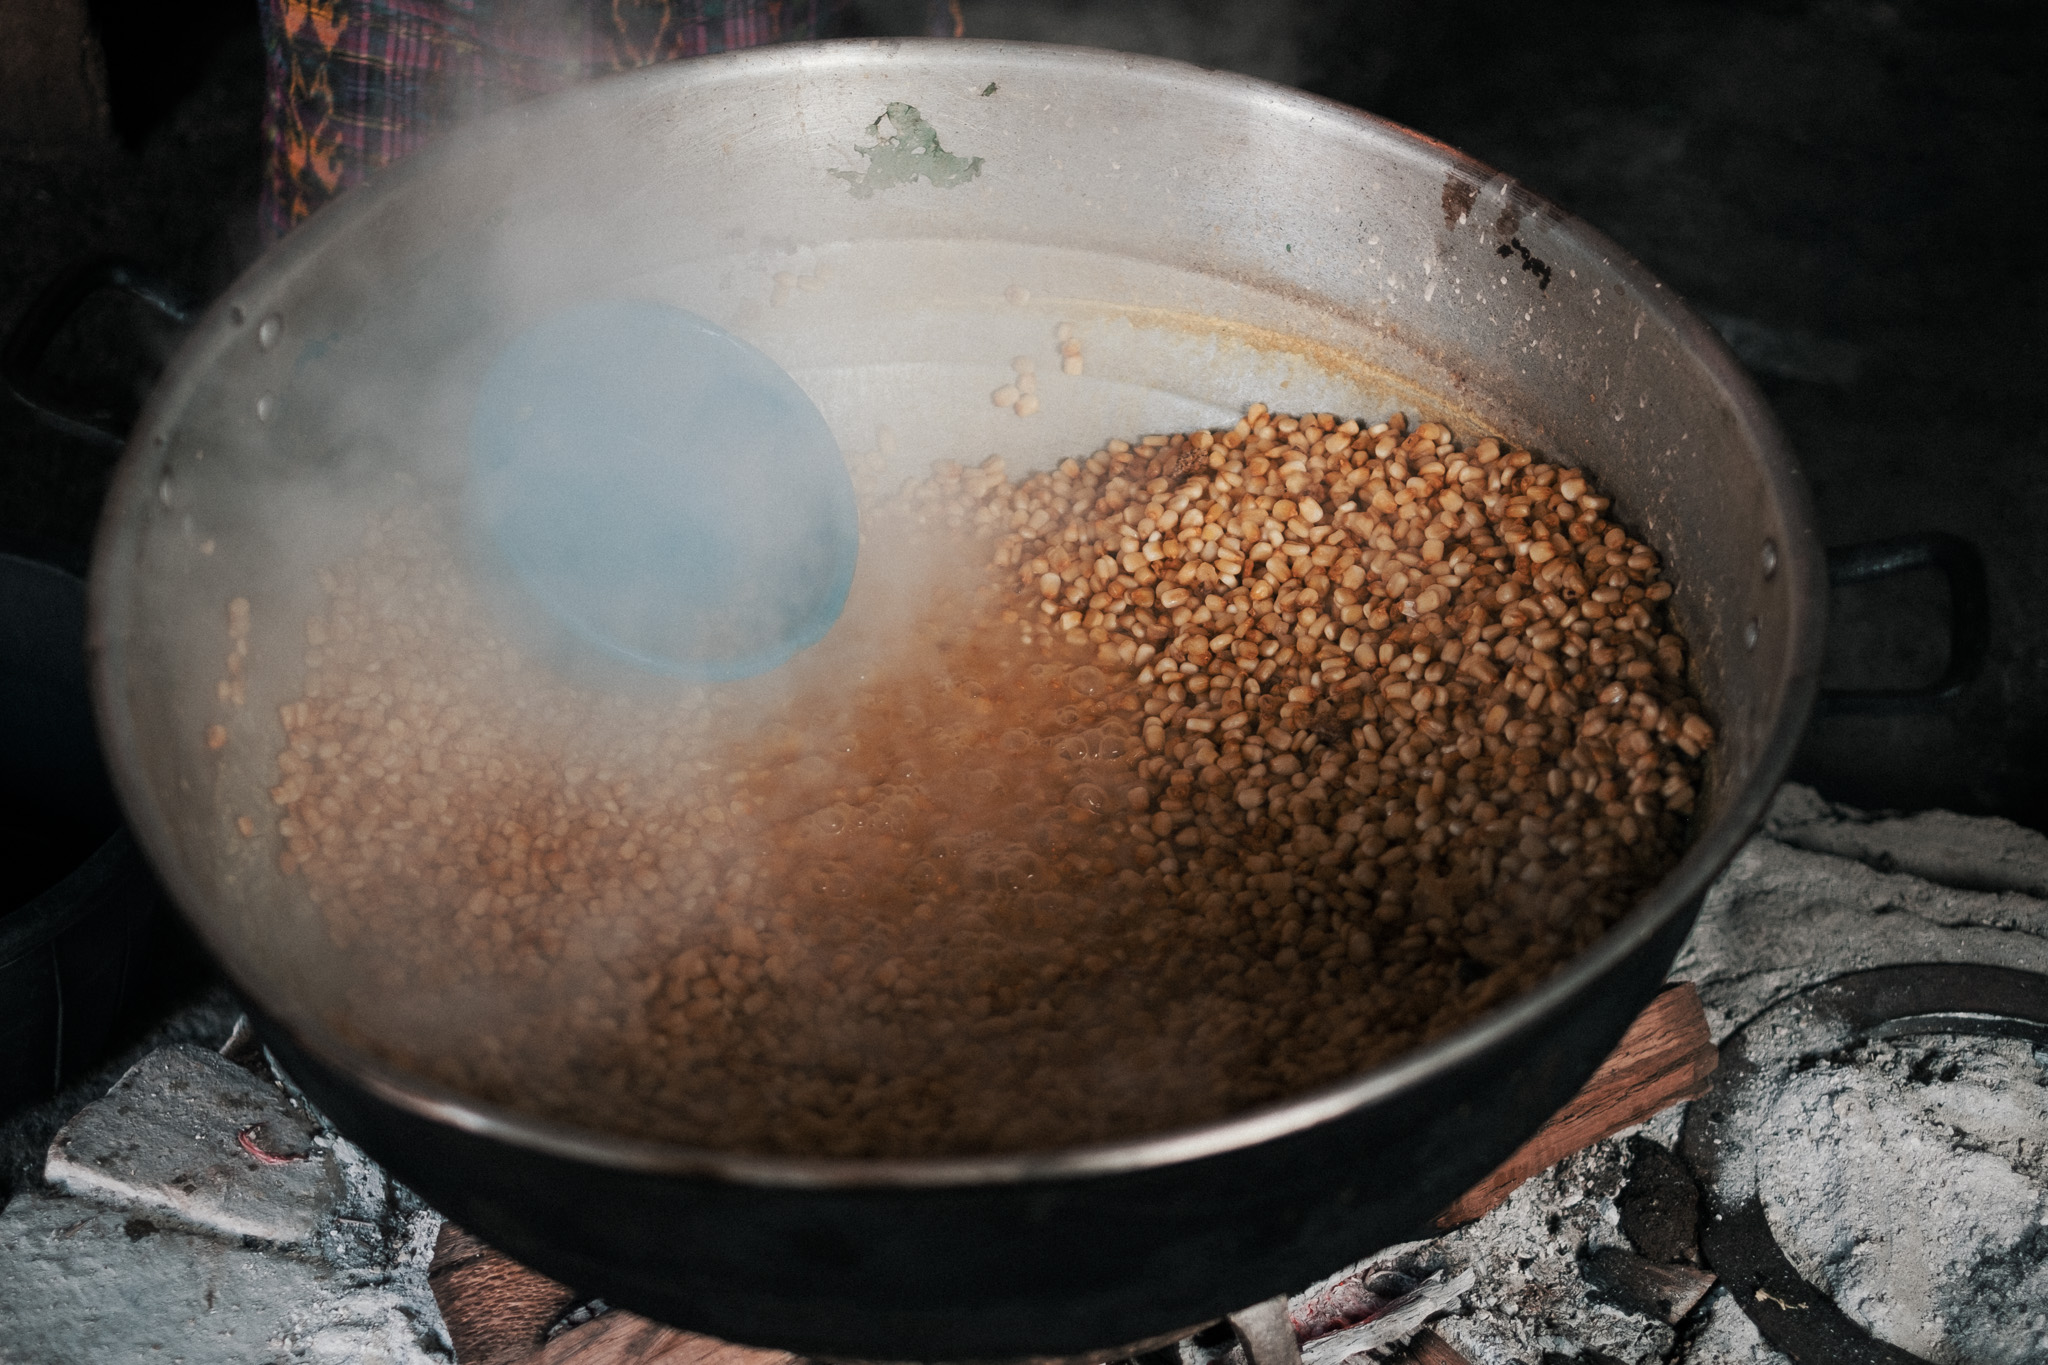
[{"x1": 0, "y1": 0, "x2": 2041, "y2": 1194}]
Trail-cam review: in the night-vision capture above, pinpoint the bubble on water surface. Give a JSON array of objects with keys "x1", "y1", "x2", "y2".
[
  {"x1": 809, "y1": 804, "x2": 854, "y2": 837},
  {"x1": 963, "y1": 850, "x2": 1005, "y2": 892},
  {"x1": 756, "y1": 723, "x2": 803, "y2": 758},
  {"x1": 807, "y1": 862, "x2": 857, "y2": 898},
  {"x1": 1067, "y1": 666, "x2": 1107, "y2": 697},
  {"x1": 873, "y1": 794, "x2": 917, "y2": 835}
]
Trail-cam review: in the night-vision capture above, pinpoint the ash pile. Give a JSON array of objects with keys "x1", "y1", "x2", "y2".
[
  {"x1": 1298, "y1": 784, "x2": 2048, "y2": 1365},
  {"x1": 0, "y1": 1026, "x2": 450, "y2": 1363}
]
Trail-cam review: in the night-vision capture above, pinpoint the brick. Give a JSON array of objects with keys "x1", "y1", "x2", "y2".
[
  {"x1": 43, "y1": 1042, "x2": 334, "y2": 1247},
  {"x1": 0, "y1": 1188, "x2": 446, "y2": 1363}
]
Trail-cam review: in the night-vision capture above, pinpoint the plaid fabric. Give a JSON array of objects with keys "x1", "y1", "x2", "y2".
[{"x1": 259, "y1": 0, "x2": 839, "y2": 240}]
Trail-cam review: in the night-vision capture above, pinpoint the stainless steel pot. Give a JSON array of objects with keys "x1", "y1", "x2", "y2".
[{"x1": 88, "y1": 40, "x2": 1822, "y2": 1360}]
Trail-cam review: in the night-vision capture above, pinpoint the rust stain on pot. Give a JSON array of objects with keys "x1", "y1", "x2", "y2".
[
  {"x1": 1081, "y1": 300, "x2": 1502, "y2": 441},
  {"x1": 1440, "y1": 171, "x2": 1480, "y2": 230},
  {"x1": 830, "y1": 103, "x2": 983, "y2": 199},
  {"x1": 1491, "y1": 175, "x2": 1568, "y2": 247}
]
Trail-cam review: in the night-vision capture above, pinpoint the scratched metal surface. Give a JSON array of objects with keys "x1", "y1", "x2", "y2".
[{"x1": 91, "y1": 38, "x2": 1817, "y2": 1166}]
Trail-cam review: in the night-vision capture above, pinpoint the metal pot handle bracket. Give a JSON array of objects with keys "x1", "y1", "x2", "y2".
[
  {"x1": 1818, "y1": 533, "x2": 1989, "y2": 716},
  {"x1": 2, "y1": 255, "x2": 194, "y2": 450}
]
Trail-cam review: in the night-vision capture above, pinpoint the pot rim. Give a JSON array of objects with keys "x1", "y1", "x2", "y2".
[{"x1": 90, "y1": 36, "x2": 1824, "y2": 1191}]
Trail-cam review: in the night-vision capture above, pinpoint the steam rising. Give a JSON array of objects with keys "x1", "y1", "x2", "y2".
[
  {"x1": 272, "y1": 478, "x2": 1226, "y2": 1155},
  {"x1": 197, "y1": 44, "x2": 1710, "y2": 1158},
  {"x1": 468, "y1": 298, "x2": 858, "y2": 680}
]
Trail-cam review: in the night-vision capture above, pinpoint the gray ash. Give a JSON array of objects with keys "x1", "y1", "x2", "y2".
[{"x1": 1750, "y1": 1031, "x2": 2048, "y2": 1364}]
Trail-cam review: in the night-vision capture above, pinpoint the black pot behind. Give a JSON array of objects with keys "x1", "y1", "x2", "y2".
[{"x1": 0, "y1": 551, "x2": 160, "y2": 1120}]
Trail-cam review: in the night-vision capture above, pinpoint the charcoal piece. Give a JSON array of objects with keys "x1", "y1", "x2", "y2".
[
  {"x1": 1578, "y1": 1245, "x2": 1717, "y2": 1325},
  {"x1": 1364, "y1": 1270, "x2": 1415, "y2": 1298},
  {"x1": 1616, "y1": 1135, "x2": 1700, "y2": 1264},
  {"x1": 1181, "y1": 1318, "x2": 1247, "y2": 1365}
]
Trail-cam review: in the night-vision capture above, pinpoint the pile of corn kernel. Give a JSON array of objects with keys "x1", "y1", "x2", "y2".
[{"x1": 259, "y1": 405, "x2": 1711, "y2": 1157}]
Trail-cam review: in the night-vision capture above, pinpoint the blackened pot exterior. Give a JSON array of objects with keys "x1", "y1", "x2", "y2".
[
  {"x1": 262, "y1": 900, "x2": 1699, "y2": 1358},
  {"x1": 0, "y1": 551, "x2": 159, "y2": 1120}
]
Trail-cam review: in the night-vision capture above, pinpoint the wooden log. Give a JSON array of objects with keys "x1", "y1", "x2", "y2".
[
  {"x1": 529, "y1": 1311, "x2": 797, "y2": 1365},
  {"x1": 429, "y1": 1222, "x2": 580, "y2": 1365},
  {"x1": 1386, "y1": 1327, "x2": 1471, "y2": 1365},
  {"x1": 1432, "y1": 982, "x2": 1716, "y2": 1230},
  {"x1": 428, "y1": 1222, "x2": 796, "y2": 1365}
]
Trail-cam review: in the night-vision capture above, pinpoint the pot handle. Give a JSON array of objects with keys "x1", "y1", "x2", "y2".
[
  {"x1": 2, "y1": 255, "x2": 194, "y2": 450},
  {"x1": 1818, "y1": 532, "x2": 1988, "y2": 716}
]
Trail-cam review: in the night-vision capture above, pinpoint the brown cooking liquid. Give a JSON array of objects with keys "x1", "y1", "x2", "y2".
[
  {"x1": 268, "y1": 415, "x2": 1706, "y2": 1157},
  {"x1": 289, "y1": 513, "x2": 1320, "y2": 1155}
]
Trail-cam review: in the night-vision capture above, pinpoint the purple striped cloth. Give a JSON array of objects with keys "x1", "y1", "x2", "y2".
[{"x1": 259, "y1": 0, "x2": 843, "y2": 240}]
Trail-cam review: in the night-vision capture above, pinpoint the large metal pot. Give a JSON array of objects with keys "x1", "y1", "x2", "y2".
[{"x1": 88, "y1": 40, "x2": 1821, "y2": 1360}]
